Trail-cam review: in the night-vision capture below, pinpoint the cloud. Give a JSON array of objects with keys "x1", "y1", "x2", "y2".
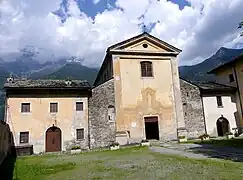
[
  {"x1": 92, "y1": 0, "x2": 101, "y2": 5},
  {"x1": 0, "y1": 0, "x2": 242, "y2": 67}
]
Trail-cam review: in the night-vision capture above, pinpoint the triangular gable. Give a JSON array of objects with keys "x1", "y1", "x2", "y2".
[{"x1": 107, "y1": 32, "x2": 182, "y2": 54}]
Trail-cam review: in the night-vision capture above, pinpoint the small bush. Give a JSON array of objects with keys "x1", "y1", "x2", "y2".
[
  {"x1": 141, "y1": 139, "x2": 149, "y2": 143},
  {"x1": 110, "y1": 142, "x2": 119, "y2": 147},
  {"x1": 71, "y1": 146, "x2": 81, "y2": 150},
  {"x1": 199, "y1": 134, "x2": 210, "y2": 140},
  {"x1": 178, "y1": 136, "x2": 186, "y2": 139}
]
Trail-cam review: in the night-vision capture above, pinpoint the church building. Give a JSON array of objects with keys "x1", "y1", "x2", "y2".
[{"x1": 4, "y1": 32, "x2": 188, "y2": 154}]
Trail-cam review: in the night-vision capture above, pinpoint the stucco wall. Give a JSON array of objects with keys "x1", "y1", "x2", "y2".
[
  {"x1": 202, "y1": 95, "x2": 237, "y2": 137},
  {"x1": 180, "y1": 79, "x2": 205, "y2": 138},
  {"x1": 113, "y1": 55, "x2": 178, "y2": 142},
  {"x1": 6, "y1": 96, "x2": 89, "y2": 153},
  {"x1": 89, "y1": 79, "x2": 116, "y2": 149},
  {"x1": 215, "y1": 62, "x2": 243, "y2": 126}
]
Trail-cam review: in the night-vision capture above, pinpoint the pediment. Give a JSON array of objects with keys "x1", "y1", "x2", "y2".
[{"x1": 108, "y1": 32, "x2": 181, "y2": 54}]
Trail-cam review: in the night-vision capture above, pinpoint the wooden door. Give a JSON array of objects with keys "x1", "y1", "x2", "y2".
[
  {"x1": 144, "y1": 116, "x2": 159, "y2": 140},
  {"x1": 46, "y1": 126, "x2": 61, "y2": 152}
]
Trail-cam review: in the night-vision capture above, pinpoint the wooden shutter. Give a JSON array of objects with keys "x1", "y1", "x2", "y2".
[
  {"x1": 21, "y1": 103, "x2": 30, "y2": 113},
  {"x1": 76, "y1": 129, "x2": 84, "y2": 140},
  {"x1": 20, "y1": 132, "x2": 29, "y2": 143},
  {"x1": 76, "y1": 102, "x2": 83, "y2": 111},
  {"x1": 50, "y1": 103, "x2": 58, "y2": 113}
]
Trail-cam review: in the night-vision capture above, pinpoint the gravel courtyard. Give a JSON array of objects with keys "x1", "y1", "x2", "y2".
[{"x1": 3, "y1": 146, "x2": 243, "y2": 180}]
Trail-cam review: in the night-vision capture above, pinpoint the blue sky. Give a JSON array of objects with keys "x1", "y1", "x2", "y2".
[{"x1": 58, "y1": 0, "x2": 190, "y2": 20}]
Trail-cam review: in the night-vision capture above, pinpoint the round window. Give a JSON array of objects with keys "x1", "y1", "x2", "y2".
[{"x1": 142, "y1": 44, "x2": 148, "y2": 48}]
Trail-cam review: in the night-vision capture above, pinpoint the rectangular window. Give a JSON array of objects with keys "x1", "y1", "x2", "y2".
[
  {"x1": 229, "y1": 74, "x2": 234, "y2": 82},
  {"x1": 76, "y1": 129, "x2": 84, "y2": 140},
  {"x1": 21, "y1": 103, "x2": 30, "y2": 113},
  {"x1": 20, "y1": 132, "x2": 29, "y2": 144},
  {"x1": 76, "y1": 102, "x2": 83, "y2": 111},
  {"x1": 141, "y1": 61, "x2": 153, "y2": 77},
  {"x1": 216, "y1": 96, "x2": 223, "y2": 107},
  {"x1": 50, "y1": 103, "x2": 58, "y2": 113}
]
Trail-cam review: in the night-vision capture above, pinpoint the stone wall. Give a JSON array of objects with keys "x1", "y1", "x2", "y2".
[
  {"x1": 180, "y1": 79, "x2": 206, "y2": 138},
  {"x1": 89, "y1": 79, "x2": 116, "y2": 149}
]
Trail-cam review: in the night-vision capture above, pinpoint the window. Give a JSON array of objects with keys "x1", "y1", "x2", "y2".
[
  {"x1": 76, "y1": 102, "x2": 83, "y2": 111},
  {"x1": 50, "y1": 103, "x2": 58, "y2": 113},
  {"x1": 108, "y1": 105, "x2": 115, "y2": 121},
  {"x1": 76, "y1": 129, "x2": 84, "y2": 140},
  {"x1": 20, "y1": 132, "x2": 29, "y2": 144},
  {"x1": 140, "y1": 61, "x2": 153, "y2": 77},
  {"x1": 229, "y1": 74, "x2": 234, "y2": 82},
  {"x1": 21, "y1": 103, "x2": 30, "y2": 113},
  {"x1": 216, "y1": 96, "x2": 223, "y2": 107}
]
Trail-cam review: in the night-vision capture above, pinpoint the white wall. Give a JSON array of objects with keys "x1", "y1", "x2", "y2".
[{"x1": 202, "y1": 95, "x2": 237, "y2": 137}]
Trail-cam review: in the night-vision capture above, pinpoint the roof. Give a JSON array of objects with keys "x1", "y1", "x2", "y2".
[
  {"x1": 180, "y1": 77, "x2": 236, "y2": 91},
  {"x1": 4, "y1": 79, "x2": 91, "y2": 89},
  {"x1": 194, "y1": 81, "x2": 236, "y2": 91},
  {"x1": 208, "y1": 54, "x2": 243, "y2": 74},
  {"x1": 107, "y1": 32, "x2": 182, "y2": 53}
]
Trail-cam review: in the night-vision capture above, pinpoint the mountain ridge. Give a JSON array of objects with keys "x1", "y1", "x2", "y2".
[{"x1": 0, "y1": 46, "x2": 243, "y2": 120}]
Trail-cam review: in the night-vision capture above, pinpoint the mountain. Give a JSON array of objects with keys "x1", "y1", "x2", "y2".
[
  {"x1": 41, "y1": 62, "x2": 99, "y2": 84},
  {"x1": 0, "y1": 46, "x2": 242, "y2": 120},
  {"x1": 0, "y1": 66, "x2": 9, "y2": 120},
  {"x1": 179, "y1": 47, "x2": 243, "y2": 81}
]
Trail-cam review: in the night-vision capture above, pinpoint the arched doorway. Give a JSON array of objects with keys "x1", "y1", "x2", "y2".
[
  {"x1": 45, "y1": 126, "x2": 61, "y2": 152},
  {"x1": 217, "y1": 117, "x2": 230, "y2": 136}
]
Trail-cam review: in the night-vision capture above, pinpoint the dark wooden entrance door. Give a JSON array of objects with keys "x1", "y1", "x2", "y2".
[
  {"x1": 144, "y1": 116, "x2": 159, "y2": 140},
  {"x1": 46, "y1": 126, "x2": 61, "y2": 152},
  {"x1": 217, "y1": 117, "x2": 229, "y2": 136}
]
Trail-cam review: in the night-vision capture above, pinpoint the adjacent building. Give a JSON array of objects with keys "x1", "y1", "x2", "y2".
[
  {"x1": 180, "y1": 78, "x2": 238, "y2": 138},
  {"x1": 208, "y1": 54, "x2": 243, "y2": 128},
  {"x1": 4, "y1": 79, "x2": 91, "y2": 153}
]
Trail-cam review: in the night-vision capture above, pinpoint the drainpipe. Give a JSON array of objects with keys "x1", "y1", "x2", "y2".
[{"x1": 233, "y1": 63, "x2": 243, "y2": 127}]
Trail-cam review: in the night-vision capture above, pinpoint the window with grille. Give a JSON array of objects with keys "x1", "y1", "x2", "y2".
[
  {"x1": 20, "y1": 131, "x2": 29, "y2": 144},
  {"x1": 76, "y1": 102, "x2": 83, "y2": 111},
  {"x1": 76, "y1": 129, "x2": 84, "y2": 140},
  {"x1": 229, "y1": 74, "x2": 234, "y2": 82},
  {"x1": 216, "y1": 96, "x2": 223, "y2": 107},
  {"x1": 140, "y1": 61, "x2": 153, "y2": 77},
  {"x1": 21, "y1": 103, "x2": 30, "y2": 113},
  {"x1": 50, "y1": 103, "x2": 58, "y2": 113}
]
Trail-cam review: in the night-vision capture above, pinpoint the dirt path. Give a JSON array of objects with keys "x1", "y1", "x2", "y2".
[{"x1": 150, "y1": 143, "x2": 243, "y2": 162}]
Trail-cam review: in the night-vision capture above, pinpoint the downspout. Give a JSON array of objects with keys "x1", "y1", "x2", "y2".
[{"x1": 233, "y1": 63, "x2": 243, "y2": 123}]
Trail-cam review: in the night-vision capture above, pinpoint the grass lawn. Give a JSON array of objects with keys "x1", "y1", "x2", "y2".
[
  {"x1": 8, "y1": 146, "x2": 243, "y2": 180},
  {"x1": 185, "y1": 138, "x2": 243, "y2": 148}
]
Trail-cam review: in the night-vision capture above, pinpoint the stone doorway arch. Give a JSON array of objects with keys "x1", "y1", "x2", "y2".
[
  {"x1": 45, "y1": 125, "x2": 61, "y2": 152},
  {"x1": 216, "y1": 117, "x2": 230, "y2": 136}
]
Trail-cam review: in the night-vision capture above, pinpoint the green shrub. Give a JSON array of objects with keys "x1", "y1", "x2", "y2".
[{"x1": 71, "y1": 145, "x2": 81, "y2": 150}]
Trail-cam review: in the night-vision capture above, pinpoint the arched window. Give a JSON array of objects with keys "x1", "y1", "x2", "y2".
[
  {"x1": 140, "y1": 61, "x2": 153, "y2": 77},
  {"x1": 108, "y1": 105, "x2": 115, "y2": 121}
]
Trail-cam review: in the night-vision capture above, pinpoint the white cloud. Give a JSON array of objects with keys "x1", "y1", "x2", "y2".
[
  {"x1": 0, "y1": 0, "x2": 242, "y2": 67},
  {"x1": 92, "y1": 0, "x2": 101, "y2": 5}
]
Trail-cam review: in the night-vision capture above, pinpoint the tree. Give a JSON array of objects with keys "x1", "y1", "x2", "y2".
[{"x1": 239, "y1": 20, "x2": 243, "y2": 36}]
